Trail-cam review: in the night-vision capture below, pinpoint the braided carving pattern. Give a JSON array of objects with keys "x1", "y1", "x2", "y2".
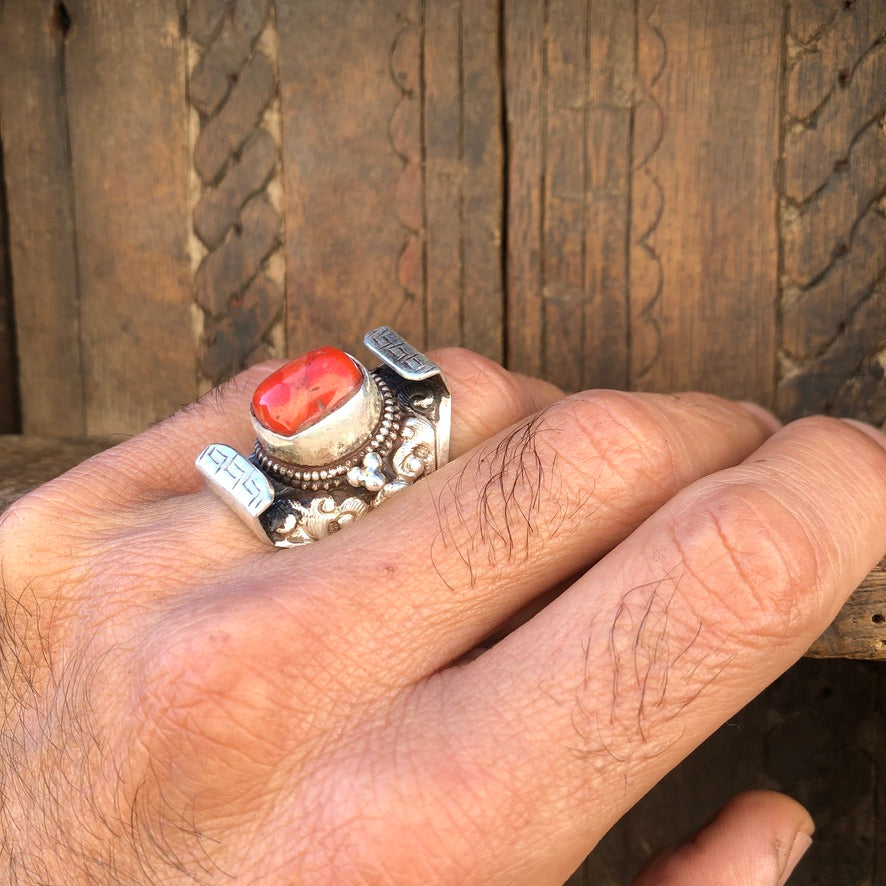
[
  {"x1": 778, "y1": 0, "x2": 885, "y2": 423},
  {"x1": 188, "y1": 0, "x2": 285, "y2": 383}
]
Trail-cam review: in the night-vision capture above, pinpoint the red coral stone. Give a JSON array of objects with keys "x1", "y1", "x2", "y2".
[{"x1": 251, "y1": 347, "x2": 363, "y2": 437}]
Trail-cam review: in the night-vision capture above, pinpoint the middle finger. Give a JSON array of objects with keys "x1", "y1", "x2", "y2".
[{"x1": 267, "y1": 389, "x2": 779, "y2": 682}]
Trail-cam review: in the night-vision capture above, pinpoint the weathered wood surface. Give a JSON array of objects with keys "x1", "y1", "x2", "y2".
[
  {"x1": 277, "y1": 0, "x2": 425, "y2": 356},
  {"x1": 808, "y1": 557, "x2": 886, "y2": 659},
  {"x1": 505, "y1": 0, "x2": 633, "y2": 391},
  {"x1": 278, "y1": 0, "x2": 503, "y2": 364},
  {"x1": 2, "y1": 0, "x2": 881, "y2": 427},
  {"x1": 424, "y1": 0, "x2": 504, "y2": 357},
  {"x1": 0, "y1": 2, "x2": 85, "y2": 437},
  {"x1": 0, "y1": 1, "x2": 198, "y2": 436},
  {"x1": 64, "y1": 0, "x2": 198, "y2": 434},
  {"x1": 632, "y1": 0, "x2": 781, "y2": 403},
  {"x1": 189, "y1": 0, "x2": 286, "y2": 384},
  {"x1": 777, "y1": 0, "x2": 886, "y2": 425},
  {"x1": 0, "y1": 435, "x2": 115, "y2": 512}
]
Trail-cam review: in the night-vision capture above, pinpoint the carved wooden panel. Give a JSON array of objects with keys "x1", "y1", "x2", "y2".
[
  {"x1": 3, "y1": 1, "x2": 881, "y2": 428},
  {"x1": 777, "y1": 0, "x2": 886, "y2": 424},
  {"x1": 276, "y1": 0, "x2": 503, "y2": 363}
]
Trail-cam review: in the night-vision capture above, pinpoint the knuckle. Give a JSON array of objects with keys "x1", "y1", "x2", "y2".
[
  {"x1": 137, "y1": 595, "x2": 339, "y2": 769},
  {"x1": 437, "y1": 347, "x2": 542, "y2": 437},
  {"x1": 673, "y1": 479, "x2": 821, "y2": 639},
  {"x1": 548, "y1": 390, "x2": 682, "y2": 490}
]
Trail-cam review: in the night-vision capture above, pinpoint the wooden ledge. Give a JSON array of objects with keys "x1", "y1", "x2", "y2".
[{"x1": 0, "y1": 435, "x2": 883, "y2": 660}]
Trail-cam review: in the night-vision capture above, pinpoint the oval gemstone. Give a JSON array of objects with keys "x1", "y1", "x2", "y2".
[{"x1": 251, "y1": 347, "x2": 363, "y2": 437}]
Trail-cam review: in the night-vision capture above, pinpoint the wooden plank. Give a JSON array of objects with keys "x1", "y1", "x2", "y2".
[
  {"x1": 505, "y1": 0, "x2": 633, "y2": 391},
  {"x1": 0, "y1": 142, "x2": 19, "y2": 433},
  {"x1": 504, "y1": 0, "x2": 545, "y2": 379},
  {"x1": 0, "y1": 4, "x2": 85, "y2": 437},
  {"x1": 542, "y1": 0, "x2": 590, "y2": 389},
  {"x1": 461, "y1": 1, "x2": 504, "y2": 360},
  {"x1": 808, "y1": 559, "x2": 886, "y2": 659},
  {"x1": 629, "y1": 0, "x2": 781, "y2": 404},
  {"x1": 62, "y1": 0, "x2": 196, "y2": 434},
  {"x1": 188, "y1": 0, "x2": 286, "y2": 385},
  {"x1": 777, "y1": 0, "x2": 886, "y2": 423},
  {"x1": 581, "y1": 0, "x2": 633, "y2": 391},
  {"x1": 277, "y1": 0, "x2": 425, "y2": 361},
  {"x1": 0, "y1": 435, "x2": 115, "y2": 513},
  {"x1": 424, "y1": 0, "x2": 504, "y2": 360},
  {"x1": 543, "y1": 0, "x2": 633, "y2": 391},
  {"x1": 424, "y1": 0, "x2": 463, "y2": 350}
]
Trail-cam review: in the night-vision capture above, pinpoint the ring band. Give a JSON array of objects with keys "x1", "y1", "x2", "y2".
[{"x1": 196, "y1": 327, "x2": 450, "y2": 547}]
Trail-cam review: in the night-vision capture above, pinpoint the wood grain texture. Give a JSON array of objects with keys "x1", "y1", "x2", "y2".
[
  {"x1": 424, "y1": 0, "x2": 504, "y2": 359},
  {"x1": 629, "y1": 0, "x2": 781, "y2": 403},
  {"x1": 0, "y1": 3, "x2": 85, "y2": 436},
  {"x1": 808, "y1": 559, "x2": 886, "y2": 659},
  {"x1": 504, "y1": 0, "x2": 546, "y2": 378},
  {"x1": 277, "y1": 0, "x2": 425, "y2": 360},
  {"x1": 0, "y1": 435, "x2": 115, "y2": 512},
  {"x1": 505, "y1": 0, "x2": 632, "y2": 391},
  {"x1": 63, "y1": 0, "x2": 197, "y2": 435},
  {"x1": 778, "y1": 0, "x2": 886, "y2": 424},
  {"x1": 189, "y1": 0, "x2": 286, "y2": 383}
]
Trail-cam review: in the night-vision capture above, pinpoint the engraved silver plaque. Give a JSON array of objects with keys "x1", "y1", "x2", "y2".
[
  {"x1": 364, "y1": 326, "x2": 442, "y2": 381},
  {"x1": 196, "y1": 443, "x2": 275, "y2": 541}
]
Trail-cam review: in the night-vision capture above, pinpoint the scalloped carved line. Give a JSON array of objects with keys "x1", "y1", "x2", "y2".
[
  {"x1": 629, "y1": 0, "x2": 666, "y2": 387},
  {"x1": 388, "y1": 2, "x2": 424, "y2": 308}
]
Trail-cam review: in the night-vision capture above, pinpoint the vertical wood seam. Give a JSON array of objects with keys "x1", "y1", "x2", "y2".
[
  {"x1": 540, "y1": 0, "x2": 550, "y2": 376},
  {"x1": 58, "y1": 18, "x2": 87, "y2": 433},
  {"x1": 581, "y1": 0, "x2": 590, "y2": 382},
  {"x1": 458, "y1": 0, "x2": 466, "y2": 344},
  {"x1": 390, "y1": 2, "x2": 424, "y2": 342},
  {"x1": 498, "y1": 0, "x2": 510, "y2": 366},
  {"x1": 630, "y1": 0, "x2": 666, "y2": 388},
  {"x1": 419, "y1": 0, "x2": 429, "y2": 349},
  {"x1": 775, "y1": 0, "x2": 790, "y2": 408}
]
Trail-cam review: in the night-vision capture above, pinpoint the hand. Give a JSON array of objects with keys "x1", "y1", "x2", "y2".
[{"x1": 1, "y1": 349, "x2": 883, "y2": 884}]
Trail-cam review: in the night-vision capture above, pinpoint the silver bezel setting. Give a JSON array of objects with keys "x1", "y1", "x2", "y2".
[
  {"x1": 250, "y1": 357, "x2": 382, "y2": 466},
  {"x1": 252, "y1": 375, "x2": 401, "y2": 490}
]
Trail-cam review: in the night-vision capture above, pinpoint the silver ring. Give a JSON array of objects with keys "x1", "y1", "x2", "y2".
[{"x1": 195, "y1": 327, "x2": 450, "y2": 547}]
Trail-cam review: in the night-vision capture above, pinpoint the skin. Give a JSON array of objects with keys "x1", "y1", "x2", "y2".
[{"x1": 0, "y1": 347, "x2": 883, "y2": 884}]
